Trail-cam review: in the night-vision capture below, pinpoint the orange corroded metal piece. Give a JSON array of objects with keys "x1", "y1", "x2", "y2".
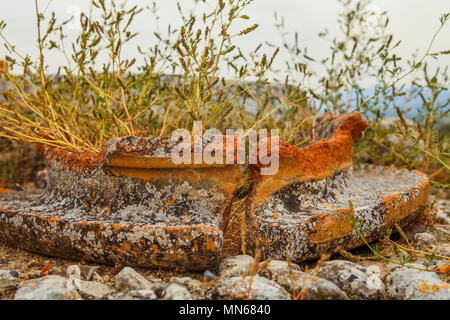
[
  {"x1": 0, "y1": 136, "x2": 242, "y2": 271},
  {"x1": 246, "y1": 113, "x2": 430, "y2": 262}
]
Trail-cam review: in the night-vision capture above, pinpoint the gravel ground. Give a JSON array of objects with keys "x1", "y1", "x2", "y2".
[{"x1": 0, "y1": 196, "x2": 448, "y2": 300}]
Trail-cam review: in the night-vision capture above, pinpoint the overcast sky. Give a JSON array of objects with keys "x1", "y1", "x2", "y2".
[{"x1": 0, "y1": 0, "x2": 448, "y2": 82}]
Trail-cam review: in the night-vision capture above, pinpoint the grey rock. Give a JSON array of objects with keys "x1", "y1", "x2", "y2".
[
  {"x1": 170, "y1": 276, "x2": 193, "y2": 285},
  {"x1": 0, "y1": 270, "x2": 18, "y2": 282},
  {"x1": 169, "y1": 277, "x2": 209, "y2": 298},
  {"x1": 204, "y1": 270, "x2": 216, "y2": 281},
  {"x1": 294, "y1": 274, "x2": 348, "y2": 300},
  {"x1": 384, "y1": 265, "x2": 450, "y2": 300},
  {"x1": 258, "y1": 260, "x2": 301, "y2": 279},
  {"x1": 435, "y1": 199, "x2": 449, "y2": 224},
  {"x1": 262, "y1": 269, "x2": 347, "y2": 300},
  {"x1": 71, "y1": 279, "x2": 114, "y2": 300},
  {"x1": 317, "y1": 260, "x2": 383, "y2": 300},
  {"x1": 214, "y1": 275, "x2": 290, "y2": 300},
  {"x1": 218, "y1": 255, "x2": 254, "y2": 278},
  {"x1": 413, "y1": 232, "x2": 437, "y2": 249},
  {"x1": 164, "y1": 283, "x2": 192, "y2": 300},
  {"x1": 430, "y1": 244, "x2": 450, "y2": 257},
  {"x1": 9, "y1": 270, "x2": 19, "y2": 278},
  {"x1": 152, "y1": 282, "x2": 169, "y2": 298},
  {"x1": 14, "y1": 276, "x2": 81, "y2": 300},
  {"x1": 106, "y1": 289, "x2": 157, "y2": 300},
  {"x1": 432, "y1": 225, "x2": 450, "y2": 241},
  {"x1": 115, "y1": 267, "x2": 155, "y2": 291}
]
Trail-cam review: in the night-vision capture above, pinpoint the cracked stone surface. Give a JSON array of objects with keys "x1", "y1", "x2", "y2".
[
  {"x1": 0, "y1": 137, "x2": 242, "y2": 271},
  {"x1": 0, "y1": 112, "x2": 431, "y2": 271},
  {"x1": 248, "y1": 165, "x2": 429, "y2": 262}
]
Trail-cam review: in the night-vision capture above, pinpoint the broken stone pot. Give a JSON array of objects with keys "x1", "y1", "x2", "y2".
[
  {"x1": 0, "y1": 112, "x2": 430, "y2": 271},
  {"x1": 0, "y1": 136, "x2": 242, "y2": 271},
  {"x1": 246, "y1": 113, "x2": 430, "y2": 262}
]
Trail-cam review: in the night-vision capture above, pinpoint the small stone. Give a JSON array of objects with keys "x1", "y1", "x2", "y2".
[
  {"x1": 214, "y1": 276, "x2": 290, "y2": 300},
  {"x1": 258, "y1": 260, "x2": 301, "y2": 279},
  {"x1": 262, "y1": 269, "x2": 347, "y2": 300},
  {"x1": 170, "y1": 276, "x2": 193, "y2": 285},
  {"x1": 152, "y1": 283, "x2": 168, "y2": 298},
  {"x1": 294, "y1": 274, "x2": 348, "y2": 300},
  {"x1": 71, "y1": 279, "x2": 114, "y2": 300},
  {"x1": 413, "y1": 232, "x2": 437, "y2": 249},
  {"x1": 115, "y1": 267, "x2": 155, "y2": 291},
  {"x1": 9, "y1": 270, "x2": 19, "y2": 278},
  {"x1": 164, "y1": 283, "x2": 192, "y2": 300},
  {"x1": 218, "y1": 255, "x2": 254, "y2": 278},
  {"x1": 106, "y1": 289, "x2": 157, "y2": 300},
  {"x1": 384, "y1": 265, "x2": 450, "y2": 300},
  {"x1": 14, "y1": 276, "x2": 81, "y2": 300},
  {"x1": 317, "y1": 260, "x2": 383, "y2": 300},
  {"x1": 203, "y1": 270, "x2": 216, "y2": 281}
]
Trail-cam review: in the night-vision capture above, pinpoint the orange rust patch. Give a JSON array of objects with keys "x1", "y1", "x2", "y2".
[
  {"x1": 110, "y1": 165, "x2": 241, "y2": 195},
  {"x1": 418, "y1": 280, "x2": 430, "y2": 293},
  {"x1": 431, "y1": 285, "x2": 440, "y2": 292},
  {"x1": 250, "y1": 113, "x2": 367, "y2": 207},
  {"x1": 439, "y1": 265, "x2": 449, "y2": 274},
  {"x1": 308, "y1": 209, "x2": 353, "y2": 244},
  {"x1": 38, "y1": 144, "x2": 103, "y2": 172},
  {"x1": 206, "y1": 238, "x2": 216, "y2": 251},
  {"x1": 382, "y1": 177, "x2": 429, "y2": 227}
]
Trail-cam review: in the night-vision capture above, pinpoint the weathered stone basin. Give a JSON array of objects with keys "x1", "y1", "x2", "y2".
[
  {"x1": 246, "y1": 113, "x2": 430, "y2": 261},
  {"x1": 0, "y1": 137, "x2": 242, "y2": 271},
  {"x1": 0, "y1": 112, "x2": 430, "y2": 270}
]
